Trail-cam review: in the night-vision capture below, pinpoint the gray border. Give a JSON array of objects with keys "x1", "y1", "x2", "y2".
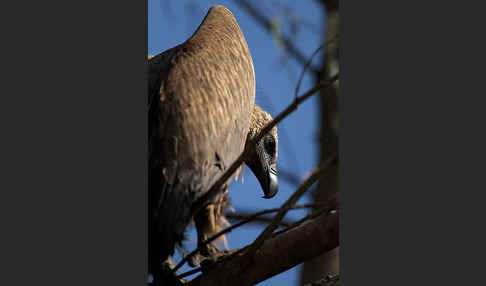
[
  {"x1": 342, "y1": 1, "x2": 483, "y2": 285},
  {"x1": 3, "y1": 0, "x2": 482, "y2": 285},
  {"x1": 1, "y1": 1, "x2": 147, "y2": 285}
]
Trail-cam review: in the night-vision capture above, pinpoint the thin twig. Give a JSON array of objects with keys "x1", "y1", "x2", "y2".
[
  {"x1": 177, "y1": 267, "x2": 202, "y2": 279},
  {"x1": 295, "y1": 35, "x2": 339, "y2": 99},
  {"x1": 234, "y1": 0, "x2": 319, "y2": 74}
]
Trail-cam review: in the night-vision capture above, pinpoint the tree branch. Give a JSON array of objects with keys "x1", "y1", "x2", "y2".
[
  {"x1": 188, "y1": 210, "x2": 339, "y2": 286},
  {"x1": 295, "y1": 35, "x2": 339, "y2": 99},
  {"x1": 234, "y1": 0, "x2": 320, "y2": 74}
]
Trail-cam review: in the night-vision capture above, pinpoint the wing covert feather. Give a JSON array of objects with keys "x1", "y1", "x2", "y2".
[{"x1": 148, "y1": 5, "x2": 255, "y2": 259}]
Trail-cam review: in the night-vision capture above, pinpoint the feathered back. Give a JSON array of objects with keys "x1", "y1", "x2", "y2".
[{"x1": 148, "y1": 5, "x2": 256, "y2": 262}]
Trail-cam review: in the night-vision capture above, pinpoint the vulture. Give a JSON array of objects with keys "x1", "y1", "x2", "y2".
[{"x1": 148, "y1": 5, "x2": 279, "y2": 284}]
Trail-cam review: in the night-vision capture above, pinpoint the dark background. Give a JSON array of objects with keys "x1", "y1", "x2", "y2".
[{"x1": 1, "y1": 0, "x2": 485, "y2": 285}]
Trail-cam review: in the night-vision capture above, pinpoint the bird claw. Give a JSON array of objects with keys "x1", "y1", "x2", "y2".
[{"x1": 188, "y1": 243, "x2": 236, "y2": 270}]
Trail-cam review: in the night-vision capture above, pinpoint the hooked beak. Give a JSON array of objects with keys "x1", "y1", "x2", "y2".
[
  {"x1": 246, "y1": 149, "x2": 279, "y2": 199},
  {"x1": 263, "y1": 163, "x2": 278, "y2": 198}
]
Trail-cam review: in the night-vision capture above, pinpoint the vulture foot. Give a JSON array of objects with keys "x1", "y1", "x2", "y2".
[
  {"x1": 190, "y1": 202, "x2": 232, "y2": 268},
  {"x1": 188, "y1": 243, "x2": 238, "y2": 270}
]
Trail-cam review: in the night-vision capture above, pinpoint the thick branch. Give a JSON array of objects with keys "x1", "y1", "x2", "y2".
[{"x1": 188, "y1": 210, "x2": 339, "y2": 286}]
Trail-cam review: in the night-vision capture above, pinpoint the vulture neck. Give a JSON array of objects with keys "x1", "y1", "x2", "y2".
[{"x1": 248, "y1": 104, "x2": 274, "y2": 141}]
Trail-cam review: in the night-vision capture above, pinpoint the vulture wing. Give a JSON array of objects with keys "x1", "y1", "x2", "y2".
[{"x1": 148, "y1": 5, "x2": 255, "y2": 266}]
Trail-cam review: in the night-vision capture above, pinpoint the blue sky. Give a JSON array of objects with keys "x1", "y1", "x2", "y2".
[{"x1": 149, "y1": 1, "x2": 327, "y2": 285}]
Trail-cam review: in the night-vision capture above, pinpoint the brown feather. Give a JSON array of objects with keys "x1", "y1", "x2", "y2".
[{"x1": 148, "y1": 5, "x2": 256, "y2": 268}]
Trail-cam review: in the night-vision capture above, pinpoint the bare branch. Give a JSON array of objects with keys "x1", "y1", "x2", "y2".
[
  {"x1": 187, "y1": 210, "x2": 339, "y2": 286},
  {"x1": 177, "y1": 267, "x2": 201, "y2": 279},
  {"x1": 234, "y1": 0, "x2": 319, "y2": 74},
  {"x1": 295, "y1": 35, "x2": 339, "y2": 99}
]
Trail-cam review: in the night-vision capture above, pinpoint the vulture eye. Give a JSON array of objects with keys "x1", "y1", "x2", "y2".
[{"x1": 264, "y1": 136, "x2": 276, "y2": 155}]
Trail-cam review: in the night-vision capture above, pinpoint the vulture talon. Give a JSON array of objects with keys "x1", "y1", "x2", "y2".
[
  {"x1": 188, "y1": 243, "x2": 222, "y2": 267},
  {"x1": 189, "y1": 244, "x2": 236, "y2": 271}
]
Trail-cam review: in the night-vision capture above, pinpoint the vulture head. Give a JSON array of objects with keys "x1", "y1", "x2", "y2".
[{"x1": 245, "y1": 105, "x2": 279, "y2": 199}]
